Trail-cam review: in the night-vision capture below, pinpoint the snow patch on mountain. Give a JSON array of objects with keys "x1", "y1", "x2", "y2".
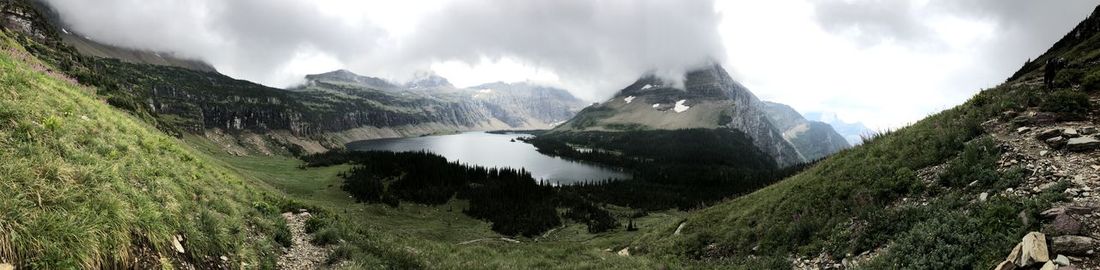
[{"x1": 674, "y1": 100, "x2": 690, "y2": 113}]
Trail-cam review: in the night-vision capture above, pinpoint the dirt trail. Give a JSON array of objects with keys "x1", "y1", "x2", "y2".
[{"x1": 277, "y1": 212, "x2": 331, "y2": 270}]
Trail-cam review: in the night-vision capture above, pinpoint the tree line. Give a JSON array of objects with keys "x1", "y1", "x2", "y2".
[{"x1": 300, "y1": 150, "x2": 620, "y2": 236}]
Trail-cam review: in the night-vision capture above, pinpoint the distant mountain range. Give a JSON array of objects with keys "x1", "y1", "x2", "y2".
[
  {"x1": 804, "y1": 111, "x2": 874, "y2": 145},
  {"x1": 761, "y1": 102, "x2": 850, "y2": 161}
]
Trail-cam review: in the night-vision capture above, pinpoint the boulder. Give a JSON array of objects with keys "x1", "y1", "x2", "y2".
[
  {"x1": 1080, "y1": 127, "x2": 1097, "y2": 135},
  {"x1": 1018, "y1": 127, "x2": 1034, "y2": 134},
  {"x1": 995, "y1": 260, "x2": 1016, "y2": 270},
  {"x1": 1047, "y1": 214, "x2": 1082, "y2": 236},
  {"x1": 172, "y1": 234, "x2": 186, "y2": 253},
  {"x1": 1065, "y1": 137, "x2": 1100, "y2": 152},
  {"x1": 980, "y1": 192, "x2": 989, "y2": 202},
  {"x1": 1041, "y1": 261, "x2": 1058, "y2": 270},
  {"x1": 1042, "y1": 206, "x2": 1098, "y2": 217},
  {"x1": 1037, "y1": 129, "x2": 1064, "y2": 140},
  {"x1": 1006, "y1": 242, "x2": 1023, "y2": 263},
  {"x1": 1050, "y1": 235, "x2": 1098, "y2": 256},
  {"x1": 1053, "y1": 255, "x2": 1070, "y2": 266},
  {"x1": 1018, "y1": 232, "x2": 1050, "y2": 266},
  {"x1": 1035, "y1": 112, "x2": 1059, "y2": 125},
  {"x1": 1063, "y1": 128, "x2": 1080, "y2": 138},
  {"x1": 1046, "y1": 137, "x2": 1068, "y2": 149}
]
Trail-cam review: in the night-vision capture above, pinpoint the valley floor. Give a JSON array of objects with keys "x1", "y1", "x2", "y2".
[{"x1": 184, "y1": 135, "x2": 687, "y2": 269}]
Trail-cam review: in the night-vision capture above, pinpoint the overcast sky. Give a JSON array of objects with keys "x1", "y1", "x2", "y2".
[{"x1": 42, "y1": 0, "x2": 1100, "y2": 129}]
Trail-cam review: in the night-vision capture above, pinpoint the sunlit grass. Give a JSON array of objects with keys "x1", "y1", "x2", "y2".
[{"x1": 0, "y1": 31, "x2": 288, "y2": 269}]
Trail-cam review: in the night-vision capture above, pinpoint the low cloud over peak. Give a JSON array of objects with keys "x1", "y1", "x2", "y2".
[{"x1": 42, "y1": 0, "x2": 727, "y2": 100}]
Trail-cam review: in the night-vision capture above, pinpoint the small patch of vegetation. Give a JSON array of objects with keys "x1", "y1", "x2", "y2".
[
  {"x1": 937, "y1": 137, "x2": 1001, "y2": 188},
  {"x1": 1039, "y1": 88, "x2": 1092, "y2": 120}
]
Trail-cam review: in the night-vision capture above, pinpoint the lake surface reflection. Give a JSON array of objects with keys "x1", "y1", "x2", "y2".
[{"x1": 346, "y1": 132, "x2": 631, "y2": 185}]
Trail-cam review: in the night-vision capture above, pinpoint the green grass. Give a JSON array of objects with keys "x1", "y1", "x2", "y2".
[{"x1": 0, "y1": 32, "x2": 288, "y2": 268}]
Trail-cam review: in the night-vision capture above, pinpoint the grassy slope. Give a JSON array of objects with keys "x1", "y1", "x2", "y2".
[{"x1": 0, "y1": 31, "x2": 291, "y2": 268}]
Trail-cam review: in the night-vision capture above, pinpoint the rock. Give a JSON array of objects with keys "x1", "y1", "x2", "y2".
[
  {"x1": 1054, "y1": 255, "x2": 1070, "y2": 266},
  {"x1": 1065, "y1": 137, "x2": 1100, "y2": 152},
  {"x1": 1018, "y1": 232, "x2": 1051, "y2": 266},
  {"x1": 220, "y1": 255, "x2": 228, "y2": 261},
  {"x1": 0, "y1": 263, "x2": 12, "y2": 270},
  {"x1": 1082, "y1": 127, "x2": 1098, "y2": 135},
  {"x1": 674, "y1": 222, "x2": 687, "y2": 236},
  {"x1": 1035, "y1": 112, "x2": 1058, "y2": 125},
  {"x1": 1038, "y1": 129, "x2": 1064, "y2": 140},
  {"x1": 1013, "y1": 115, "x2": 1034, "y2": 126},
  {"x1": 995, "y1": 260, "x2": 1017, "y2": 270},
  {"x1": 1006, "y1": 243, "x2": 1023, "y2": 264},
  {"x1": 1048, "y1": 214, "x2": 1082, "y2": 236},
  {"x1": 1046, "y1": 137, "x2": 1068, "y2": 149},
  {"x1": 1041, "y1": 150, "x2": 1050, "y2": 156},
  {"x1": 1041, "y1": 261, "x2": 1058, "y2": 270},
  {"x1": 1051, "y1": 235, "x2": 1099, "y2": 256},
  {"x1": 1019, "y1": 211, "x2": 1034, "y2": 227},
  {"x1": 1018, "y1": 127, "x2": 1034, "y2": 134},
  {"x1": 172, "y1": 234, "x2": 186, "y2": 253},
  {"x1": 1063, "y1": 128, "x2": 1080, "y2": 138},
  {"x1": 1042, "y1": 207, "x2": 1067, "y2": 218},
  {"x1": 617, "y1": 247, "x2": 630, "y2": 257},
  {"x1": 980, "y1": 192, "x2": 990, "y2": 202}
]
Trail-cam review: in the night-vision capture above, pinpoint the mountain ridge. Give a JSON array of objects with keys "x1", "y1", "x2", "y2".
[
  {"x1": 761, "y1": 101, "x2": 850, "y2": 161},
  {"x1": 554, "y1": 64, "x2": 807, "y2": 167}
]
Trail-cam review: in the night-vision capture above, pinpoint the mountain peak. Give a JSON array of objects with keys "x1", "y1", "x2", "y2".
[
  {"x1": 405, "y1": 71, "x2": 453, "y2": 89},
  {"x1": 305, "y1": 69, "x2": 397, "y2": 90}
]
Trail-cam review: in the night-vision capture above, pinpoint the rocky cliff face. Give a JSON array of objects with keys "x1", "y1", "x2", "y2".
[
  {"x1": 554, "y1": 64, "x2": 806, "y2": 167},
  {"x1": 762, "y1": 101, "x2": 850, "y2": 161},
  {"x1": 297, "y1": 70, "x2": 586, "y2": 130}
]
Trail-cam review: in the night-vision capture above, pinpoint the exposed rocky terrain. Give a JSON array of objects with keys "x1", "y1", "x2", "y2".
[
  {"x1": 277, "y1": 211, "x2": 332, "y2": 270},
  {"x1": 984, "y1": 106, "x2": 1100, "y2": 270}
]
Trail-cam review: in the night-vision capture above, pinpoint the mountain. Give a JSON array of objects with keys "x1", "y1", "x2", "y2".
[
  {"x1": 554, "y1": 64, "x2": 806, "y2": 167},
  {"x1": 761, "y1": 101, "x2": 850, "y2": 160},
  {"x1": 404, "y1": 70, "x2": 455, "y2": 89},
  {"x1": 297, "y1": 69, "x2": 587, "y2": 130},
  {"x1": 303, "y1": 69, "x2": 400, "y2": 91},
  {"x1": 635, "y1": 4, "x2": 1100, "y2": 269},
  {"x1": 10, "y1": 0, "x2": 216, "y2": 72},
  {"x1": 805, "y1": 111, "x2": 873, "y2": 145}
]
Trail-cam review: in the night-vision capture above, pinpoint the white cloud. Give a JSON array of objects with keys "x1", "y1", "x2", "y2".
[
  {"x1": 40, "y1": 0, "x2": 1100, "y2": 129},
  {"x1": 717, "y1": 0, "x2": 1097, "y2": 129}
]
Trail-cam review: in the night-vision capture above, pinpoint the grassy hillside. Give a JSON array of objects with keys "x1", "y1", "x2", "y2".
[{"x1": 0, "y1": 31, "x2": 295, "y2": 268}]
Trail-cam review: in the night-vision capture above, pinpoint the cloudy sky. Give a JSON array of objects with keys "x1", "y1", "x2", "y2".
[{"x1": 43, "y1": 0, "x2": 1100, "y2": 129}]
